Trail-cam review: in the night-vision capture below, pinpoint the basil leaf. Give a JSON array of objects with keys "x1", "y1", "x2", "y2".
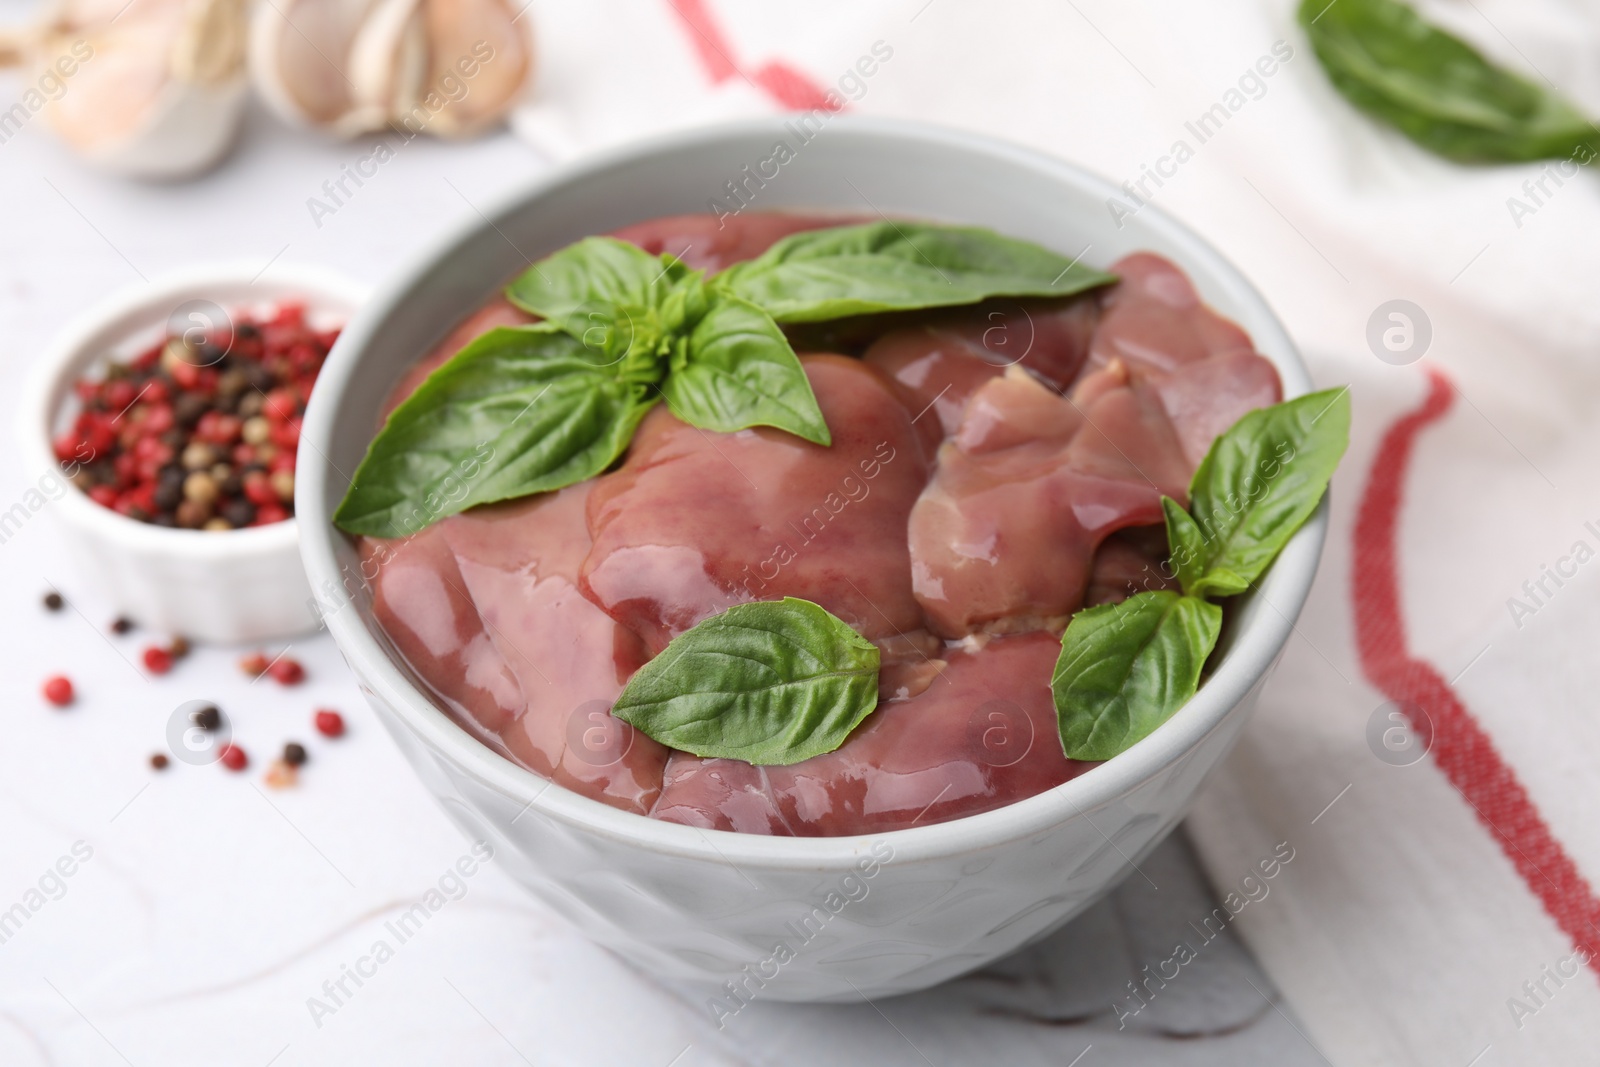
[
  {"x1": 1179, "y1": 389, "x2": 1350, "y2": 599},
  {"x1": 716, "y1": 221, "x2": 1117, "y2": 324},
  {"x1": 1300, "y1": 0, "x2": 1598, "y2": 163},
  {"x1": 1053, "y1": 591, "x2": 1222, "y2": 761},
  {"x1": 660, "y1": 291, "x2": 830, "y2": 446},
  {"x1": 1161, "y1": 496, "x2": 1208, "y2": 595},
  {"x1": 612, "y1": 597, "x2": 880, "y2": 766},
  {"x1": 333, "y1": 325, "x2": 654, "y2": 538},
  {"x1": 504, "y1": 236, "x2": 680, "y2": 350}
]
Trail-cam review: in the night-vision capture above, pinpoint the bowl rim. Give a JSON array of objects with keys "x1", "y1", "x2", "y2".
[
  {"x1": 298, "y1": 116, "x2": 1327, "y2": 868},
  {"x1": 17, "y1": 262, "x2": 370, "y2": 558}
]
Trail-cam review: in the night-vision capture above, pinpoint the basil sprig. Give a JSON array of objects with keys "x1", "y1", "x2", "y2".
[
  {"x1": 1054, "y1": 388, "x2": 1350, "y2": 761},
  {"x1": 612, "y1": 598, "x2": 880, "y2": 766},
  {"x1": 1300, "y1": 0, "x2": 1599, "y2": 164},
  {"x1": 335, "y1": 223, "x2": 1117, "y2": 536}
]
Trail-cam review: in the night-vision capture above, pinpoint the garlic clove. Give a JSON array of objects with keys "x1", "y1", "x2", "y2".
[
  {"x1": 248, "y1": 0, "x2": 386, "y2": 132},
  {"x1": 0, "y1": 27, "x2": 32, "y2": 69},
  {"x1": 247, "y1": 0, "x2": 534, "y2": 139},
  {"x1": 171, "y1": 0, "x2": 248, "y2": 86},
  {"x1": 416, "y1": 0, "x2": 534, "y2": 138},
  {"x1": 37, "y1": 0, "x2": 249, "y2": 179},
  {"x1": 346, "y1": 0, "x2": 428, "y2": 136}
]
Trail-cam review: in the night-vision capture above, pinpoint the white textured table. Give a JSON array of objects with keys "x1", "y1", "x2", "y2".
[{"x1": 0, "y1": 77, "x2": 1323, "y2": 1064}]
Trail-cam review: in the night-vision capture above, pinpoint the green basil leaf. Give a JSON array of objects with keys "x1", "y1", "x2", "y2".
[
  {"x1": 1053, "y1": 591, "x2": 1222, "y2": 761},
  {"x1": 1180, "y1": 388, "x2": 1350, "y2": 599},
  {"x1": 612, "y1": 597, "x2": 880, "y2": 766},
  {"x1": 1300, "y1": 0, "x2": 1599, "y2": 163},
  {"x1": 333, "y1": 325, "x2": 654, "y2": 538},
  {"x1": 504, "y1": 236, "x2": 681, "y2": 349},
  {"x1": 1161, "y1": 496, "x2": 1208, "y2": 595},
  {"x1": 660, "y1": 291, "x2": 830, "y2": 446},
  {"x1": 716, "y1": 221, "x2": 1117, "y2": 324}
]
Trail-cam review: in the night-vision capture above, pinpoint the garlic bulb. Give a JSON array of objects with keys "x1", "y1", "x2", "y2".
[
  {"x1": 23, "y1": 0, "x2": 250, "y2": 179},
  {"x1": 250, "y1": 0, "x2": 534, "y2": 139}
]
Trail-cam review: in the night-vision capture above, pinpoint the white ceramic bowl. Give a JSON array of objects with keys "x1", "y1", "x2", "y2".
[
  {"x1": 298, "y1": 118, "x2": 1326, "y2": 1003},
  {"x1": 19, "y1": 264, "x2": 368, "y2": 644}
]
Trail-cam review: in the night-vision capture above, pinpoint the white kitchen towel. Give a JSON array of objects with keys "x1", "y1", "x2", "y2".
[{"x1": 510, "y1": 1, "x2": 1600, "y2": 1063}]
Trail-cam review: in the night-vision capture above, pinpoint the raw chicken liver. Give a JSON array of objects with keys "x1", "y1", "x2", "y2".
[
  {"x1": 363, "y1": 215, "x2": 1284, "y2": 833},
  {"x1": 580, "y1": 355, "x2": 931, "y2": 655},
  {"x1": 441, "y1": 486, "x2": 669, "y2": 813}
]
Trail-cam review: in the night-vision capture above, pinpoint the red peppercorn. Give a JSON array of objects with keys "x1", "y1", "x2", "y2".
[
  {"x1": 243, "y1": 471, "x2": 277, "y2": 507},
  {"x1": 42, "y1": 675, "x2": 74, "y2": 707},
  {"x1": 218, "y1": 743, "x2": 248, "y2": 771},
  {"x1": 263, "y1": 387, "x2": 299, "y2": 423},
  {"x1": 270, "y1": 417, "x2": 302, "y2": 450},
  {"x1": 254, "y1": 503, "x2": 289, "y2": 526},
  {"x1": 314, "y1": 709, "x2": 345, "y2": 737},
  {"x1": 86, "y1": 417, "x2": 116, "y2": 454},
  {"x1": 268, "y1": 657, "x2": 305, "y2": 685},
  {"x1": 142, "y1": 403, "x2": 175, "y2": 436},
  {"x1": 239, "y1": 652, "x2": 270, "y2": 676},
  {"x1": 169, "y1": 359, "x2": 201, "y2": 391},
  {"x1": 105, "y1": 378, "x2": 137, "y2": 412},
  {"x1": 195, "y1": 411, "x2": 243, "y2": 445},
  {"x1": 142, "y1": 646, "x2": 174, "y2": 674},
  {"x1": 89, "y1": 485, "x2": 119, "y2": 508}
]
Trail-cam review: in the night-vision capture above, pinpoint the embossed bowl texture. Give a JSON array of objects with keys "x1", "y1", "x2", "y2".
[{"x1": 297, "y1": 118, "x2": 1325, "y2": 1003}]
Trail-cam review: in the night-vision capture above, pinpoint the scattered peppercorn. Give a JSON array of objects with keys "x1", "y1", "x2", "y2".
[
  {"x1": 191, "y1": 704, "x2": 221, "y2": 731},
  {"x1": 264, "y1": 759, "x2": 298, "y2": 789},
  {"x1": 43, "y1": 592, "x2": 64, "y2": 612},
  {"x1": 55, "y1": 301, "x2": 336, "y2": 529},
  {"x1": 150, "y1": 753, "x2": 170, "y2": 770},
  {"x1": 283, "y1": 741, "x2": 308, "y2": 766},
  {"x1": 111, "y1": 616, "x2": 134, "y2": 635},
  {"x1": 143, "y1": 646, "x2": 174, "y2": 674},
  {"x1": 218, "y1": 743, "x2": 248, "y2": 771},
  {"x1": 169, "y1": 635, "x2": 191, "y2": 659},
  {"x1": 239, "y1": 651, "x2": 269, "y2": 676},
  {"x1": 268, "y1": 657, "x2": 306, "y2": 686},
  {"x1": 42, "y1": 675, "x2": 74, "y2": 707},
  {"x1": 314, "y1": 709, "x2": 345, "y2": 737}
]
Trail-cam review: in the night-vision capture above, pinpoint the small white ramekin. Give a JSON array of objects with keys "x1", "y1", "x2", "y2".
[{"x1": 18, "y1": 264, "x2": 368, "y2": 644}]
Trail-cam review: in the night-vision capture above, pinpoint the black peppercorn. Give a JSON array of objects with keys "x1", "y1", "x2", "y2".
[{"x1": 222, "y1": 498, "x2": 256, "y2": 528}]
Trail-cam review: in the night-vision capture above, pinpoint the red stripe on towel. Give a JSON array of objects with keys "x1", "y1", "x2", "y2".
[
  {"x1": 665, "y1": 0, "x2": 741, "y2": 82},
  {"x1": 1352, "y1": 365, "x2": 1600, "y2": 971},
  {"x1": 664, "y1": 0, "x2": 836, "y2": 111}
]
